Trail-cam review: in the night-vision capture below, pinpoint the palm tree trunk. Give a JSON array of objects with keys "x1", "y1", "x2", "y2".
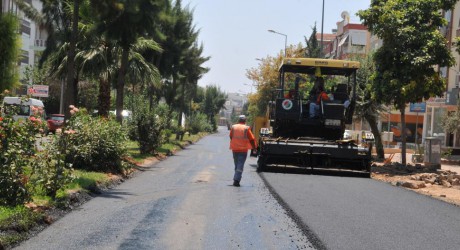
[
  {"x1": 73, "y1": 73, "x2": 79, "y2": 105},
  {"x1": 365, "y1": 114, "x2": 385, "y2": 159},
  {"x1": 98, "y1": 77, "x2": 110, "y2": 117},
  {"x1": 64, "y1": 0, "x2": 79, "y2": 119},
  {"x1": 116, "y1": 46, "x2": 129, "y2": 123},
  {"x1": 400, "y1": 106, "x2": 407, "y2": 165}
]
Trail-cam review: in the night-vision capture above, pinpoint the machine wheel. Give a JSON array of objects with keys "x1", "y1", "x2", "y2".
[
  {"x1": 364, "y1": 160, "x2": 372, "y2": 178},
  {"x1": 257, "y1": 155, "x2": 266, "y2": 172}
]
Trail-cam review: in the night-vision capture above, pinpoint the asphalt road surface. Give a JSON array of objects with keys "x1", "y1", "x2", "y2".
[
  {"x1": 16, "y1": 127, "x2": 313, "y2": 250},
  {"x1": 17, "y1": 127, "x2": 460, "y2": 250}
]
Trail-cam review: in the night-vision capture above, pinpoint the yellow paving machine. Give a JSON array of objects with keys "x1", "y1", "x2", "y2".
[{"x1": 255, "y1": 58, "x2": 371, "y2": 176}]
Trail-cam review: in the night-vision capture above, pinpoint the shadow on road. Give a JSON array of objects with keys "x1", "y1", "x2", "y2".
[{"x1": 258, "y1": 165, "x2": 370, "y2": 178}]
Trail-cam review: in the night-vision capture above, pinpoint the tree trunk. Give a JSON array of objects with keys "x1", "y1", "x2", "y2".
[
  {"x1": 176, "y1": 81, "x2": 185, "y2": 140},
  {"x1": 364, "y1": 114, "x2": 385, "y2": 159},
  {"x1": 116, "y1": 46, "x2": 129, "y2": 123},
  {"x1": 64, "y1": 0, "x2": 79, "y2": 119},
  {"x1": 400, "y1": 106, "x2": 407, "y2": 165},
  {"x1": 73, "y1": 74, "x2": 79, "y2": 105},
  {"x1": 98, "y1": 77, "x2": 110, "y2": 117}
]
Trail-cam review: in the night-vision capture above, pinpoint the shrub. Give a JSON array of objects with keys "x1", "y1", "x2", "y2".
[
  {"x1": 0, "y1": 99, "x2": 45, "y2": 206},
  {"x1": 63, "y1": 107, "x2": 130, "y2": 173},
  {"x1": 130, "y1": 102, "x2": 170, "y2": 154},
  {"x1": 29, "y1": 136, "x2": 74, "y2": 199},
  {"x1": 187, "y1": 112, "x2": 213, "y2": 134}
]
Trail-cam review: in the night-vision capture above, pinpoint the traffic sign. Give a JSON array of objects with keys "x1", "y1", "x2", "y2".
[{"x1": 409, "y1": 102, "x2": 426, "y2": 113}]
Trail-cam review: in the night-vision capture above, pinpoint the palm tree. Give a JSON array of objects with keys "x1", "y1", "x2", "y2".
[
  {"x1": 90, "y1": 0, "x2": 164, "y2": 123},
  {"x1": 157, "y1": 1, "x2": 207, "y2": 129},
  {"x1": 178, "y1": 41, "x2": 209, "y2": 129}
]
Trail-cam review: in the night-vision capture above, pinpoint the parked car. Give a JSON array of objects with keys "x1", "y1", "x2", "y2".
[
  {"x1": 109, "y1": 110, "x2": 132, "y2": 119},
  {"x1": 47, "y1": 114, "x2": 65, "y2": 133},
  {"x1": 2, "y1": 96, "x2": 45, "y2": 121}
]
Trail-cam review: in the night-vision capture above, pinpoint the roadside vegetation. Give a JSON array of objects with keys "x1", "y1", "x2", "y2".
[
  {"x1": 0, "y1": 93, "x2": 211, "y2": 248},
  {"x1": 0, "y1": 1, "x2": 228, "y2": 247}
]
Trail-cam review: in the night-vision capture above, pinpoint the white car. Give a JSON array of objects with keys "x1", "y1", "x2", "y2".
[{"x1": 109, "y1": 110, "x2": 132, "y2": 119}]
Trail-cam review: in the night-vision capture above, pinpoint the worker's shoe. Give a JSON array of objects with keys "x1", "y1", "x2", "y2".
[{"x1": 233, "y1": 180, "x2": 240, "y2": 187}]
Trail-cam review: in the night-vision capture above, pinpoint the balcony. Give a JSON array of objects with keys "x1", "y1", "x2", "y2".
[{"x1": 30, "y1": 39, "x2": 46, "y2": 51}]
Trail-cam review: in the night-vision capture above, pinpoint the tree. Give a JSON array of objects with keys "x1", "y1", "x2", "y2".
[
  {"x1": 91, "y1": 0, "x2": 163, "y2": 122},
  {"x1": 64, "y1": 0, "x2": 80, "y2": 118},
  {"x1": 354, "y1": 53, "x2": 385, "y2": 159},
  {"x1": 246, "y1": 44, "x2": 307, "y2": 122},
  {"x1": 158, "y1": 1, "x2": 202, "y2": 122},
  {"x1": 202, "y1": 85, "x2": 227, "y2": 131},
  {"x1": 358, "y1": 0, "x2": 456, "y2": 165},
  {"x1": 304, "y1": 23, "x2": 320, "y2": 58},
  {"x1": 177, "y1": 42, "x2": 209, "y2": 132},
  {"x1": 0, "y1": 13, "x2": 20, "y2": 92}
]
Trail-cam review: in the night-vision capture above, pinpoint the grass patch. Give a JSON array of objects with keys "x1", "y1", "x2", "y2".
[
  {"x1": 0, "y1": 205, "x2": 44, "y2": 231},
  {"x1": 0, "y1": 232, "x2": 28, "y2": 248},
  {"x1": 126, "y1": 140, "x2": 152, "y2": 163},
  {"x1": 0, "y1": 205, "x2": 44, "y2": 248},
  {"x1": 64, "y1": 170, "x2": 109, "y2": 192},
  {"x1": 127, "y1": 132, "x2": 207, "y2": 163}
]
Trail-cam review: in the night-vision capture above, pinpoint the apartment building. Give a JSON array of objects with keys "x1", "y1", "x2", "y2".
[
  {"x1": 428, "y1": 5, "x2": 460, "y2": 148},
  {"x1": 1, "y1": 0, "x2": 47, "y2": 83},
  {"x1": 323, "y1": 11, "x2": 370, "y2": 60}
]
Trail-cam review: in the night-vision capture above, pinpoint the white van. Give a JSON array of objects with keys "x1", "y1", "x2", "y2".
[{"x1": 2, "y1": 97, "x2": 46, "y2": 121}]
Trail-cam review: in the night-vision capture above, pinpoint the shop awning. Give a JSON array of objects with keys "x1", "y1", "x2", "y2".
[{"x1": 338, "y1": 34, "x2": 349, "y2": 47}]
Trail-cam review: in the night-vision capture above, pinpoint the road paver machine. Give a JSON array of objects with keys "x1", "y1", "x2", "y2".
[{"x1": 256, "y1": 58, "x2": 371, "y2": 176}]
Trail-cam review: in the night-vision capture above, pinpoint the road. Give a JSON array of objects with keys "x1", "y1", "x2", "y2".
[
  {"x1": 17, "y1": 127, "x2": 313, "y2": 250},
  {"x1": 17, "y1": 127, "x2": 460, "y2": 250},
  {"x1": 261, "y1": 172, "x2": 460, "y2": 250}
]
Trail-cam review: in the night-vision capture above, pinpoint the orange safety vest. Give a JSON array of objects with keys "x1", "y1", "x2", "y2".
[{"x1": 230, "y1": 123, "x2": 255, "y2": 152}]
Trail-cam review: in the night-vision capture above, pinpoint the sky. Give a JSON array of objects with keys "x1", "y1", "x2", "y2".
[{"x1": 181, "y1": 0, "x2": 371, "y2": 94}]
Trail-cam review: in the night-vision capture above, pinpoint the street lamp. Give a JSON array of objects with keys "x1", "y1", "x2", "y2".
[
  {"x1": 244, "y1": 83, "x2": 254, "y2": 93},
  {"x1": 320, "y1": 0, "x2": 325, "y2": 58},
  {"x1": 268, "y1": 29, "x2": 287, "y2": 57}
]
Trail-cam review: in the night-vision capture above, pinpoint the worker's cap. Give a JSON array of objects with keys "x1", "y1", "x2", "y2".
[{"x1": 238, "y1": 115, "x2": 247, "y2": 122}]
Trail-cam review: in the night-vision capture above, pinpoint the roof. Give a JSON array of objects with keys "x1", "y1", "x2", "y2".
[
  {"x1": 315, "y1": 33, "x2": 336, "y2": 41},
  {"x1": 3, "y1": 96, "x2": 44, "y2": 107},
  {"x1": 279, "y1": 58, "x2": 360, "y2": 76}
]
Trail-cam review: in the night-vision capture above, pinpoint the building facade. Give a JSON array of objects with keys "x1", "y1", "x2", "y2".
[
  {"x1": 2, "y1": 0, "x2": 47, "y2": 84},
  {"x1": 323, "y1": 11, "x2": 370, "y2": 60}
]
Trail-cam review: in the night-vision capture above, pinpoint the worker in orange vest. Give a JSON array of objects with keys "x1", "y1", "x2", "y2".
[
  {"x1": 309, "y1": 84, "x2": 330, "y2": 118},
  {"x1": 229, "y1": 115, "x2": 257, "y2": 187}
]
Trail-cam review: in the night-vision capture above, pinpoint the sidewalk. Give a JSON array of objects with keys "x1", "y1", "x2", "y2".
[{"x1": 383, "y1": 152, "x2": 460, "y2": 173}]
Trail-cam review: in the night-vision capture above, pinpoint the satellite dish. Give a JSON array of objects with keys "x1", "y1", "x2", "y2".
[{"x1": 341, "y1": 11, "x2": 350, "y2": 21}]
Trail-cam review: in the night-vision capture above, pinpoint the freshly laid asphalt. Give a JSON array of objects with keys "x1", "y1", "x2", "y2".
[
  {"x1": 262, "y1": 171, "x2": 460, "y2": 250},
  {"x1": 16, "y1": 127, "x2": 460, "y2": 250}
]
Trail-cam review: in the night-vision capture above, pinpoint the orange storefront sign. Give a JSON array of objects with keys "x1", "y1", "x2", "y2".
[{"x1": 381, "y1": 114, "x2": 424, "y2": 124}]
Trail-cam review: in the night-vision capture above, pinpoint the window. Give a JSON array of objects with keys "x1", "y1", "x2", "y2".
[
  {"x1": 4, "y1": 104, "x2": 30, "y2": 116},
  {"x1": 20, "y1": 50, "x2": 29, "y2": 64},
  {"x1": 20, "y1": 19, "x2": 30, "y2": 35}
]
